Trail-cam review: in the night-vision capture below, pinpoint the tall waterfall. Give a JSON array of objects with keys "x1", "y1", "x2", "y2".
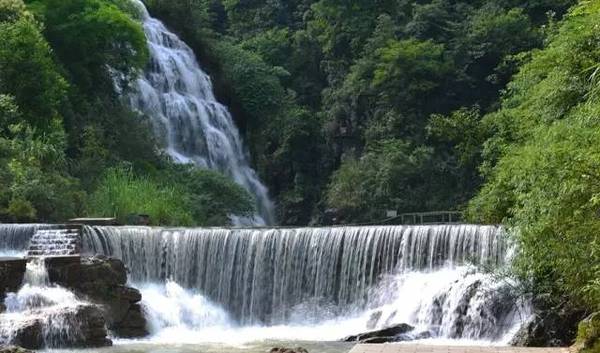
[
  {"x1": 81, "y1": 224, "x2": 527, "y2": 342},
  {"x1": 129, "y1": 1, "x2": 274, "y2": 225}
]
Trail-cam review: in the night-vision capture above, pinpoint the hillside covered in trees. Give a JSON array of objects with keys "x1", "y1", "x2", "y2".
[
  {"x1": 1, "y1": 0, "x2": 600, "y2": 331},
  {"x1": 143, "y1": 0, "x2": 577, "y2": 225}
]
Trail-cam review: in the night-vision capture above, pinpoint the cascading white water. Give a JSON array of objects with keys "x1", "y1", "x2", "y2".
[
  {"x1": 83, "y1": 225, "x2": 505, "y2": 324},
  {"x1": 128, "y1": 0, "x2": 274, "y2": 225},
  {"x1": 0, "y1": 224, "x2": 45, "y2": 257},
  {"x1": 0, "y1": 259, "x2": 96, "y2": 348},
  {"x1": 81, "y1": 224, "x2": 528, "y2": 344}
]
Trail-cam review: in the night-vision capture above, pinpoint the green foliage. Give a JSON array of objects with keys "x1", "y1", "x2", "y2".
[
  {"x1": 88, "y1": 167, "x2": 195, "y2": 226},
  {"x1": 214, "y1": 40, "x2": 288, "y2": 127},
  {"x1": 428, "y1": 107, "x2": 485, "y2": 168},
  {"x1": 89, "y1": 165, "x2": 256, "y2": 226},
  {"x1": 469, "y1": 0, "x2": 600, "y2": 311},
  {"x1": 577, "y1": 313, "x2": 600, "y2": 353},
  {"x1": 141, "y1": 0, "x2": 574, "y2": 225},
  {"x1": 0, "y1": 0, "x2": 28, "y2": 22},
  {"x1": 327, "y1": 140, "x2": 434, "y2": 221},
  {"x1": 0, "y1": 1, "x2": 83, "y2": 222},
  {"x1": 161, "y1": 165, "x2": 256, "y2": 226},
  {"x1": 0, "y1": 6, "x2": 67, "y2": 131},
  {"x1": 0, "y1": 119, "x2": 84, "y2": 222},
  {"x1": 26, "y1": 0, "x2": 148, "y2": 94}
]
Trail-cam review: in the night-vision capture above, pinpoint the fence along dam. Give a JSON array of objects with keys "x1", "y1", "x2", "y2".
[{"x1": 0, "y1": 224, "x2": 529, "y2": 345}]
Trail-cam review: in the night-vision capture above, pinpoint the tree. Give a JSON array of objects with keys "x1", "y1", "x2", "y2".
[
  {"x1": 469, "y1": 0, "x2": 600, "y2": 311},
  {"x1": 0, "y1": 2, "x2": 67, "y2": 131},
  {"x1": 27, "y1": 0, "x2": 148, "y2": 94}
]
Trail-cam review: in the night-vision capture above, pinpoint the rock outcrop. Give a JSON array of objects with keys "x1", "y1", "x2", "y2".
[
  {"x1": 44, "y1": 255, "x2": 148, "y2": 338},
  {"x1": 511, "y1": 304, "x2": 585, "y2": 347},
  {"x1": 343, "y1": 323, "x2": 415, "y2": 343}
]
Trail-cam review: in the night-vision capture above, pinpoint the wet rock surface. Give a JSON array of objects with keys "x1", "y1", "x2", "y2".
[
  {"x1": 0, "y1": 346, "x2": 34, "y2": 353},
  {"x1": 510, "y1": 303, "x2": 585, "y2": 347},
  {"x1": 7, "y1": 305, "x2": 111, "y2": 349},
  {"x1": 270, "y1": 347, "x2": 309, "y2": 353},
  {"x1": 45, "y1": 255, "x2": 148, "y2": 338},
  {"x1": 343, "y1": 323, "x2": 415, "y2": 343},
  {"x1": 0, "y1": 258, "x2": 26, "y2": 312}
]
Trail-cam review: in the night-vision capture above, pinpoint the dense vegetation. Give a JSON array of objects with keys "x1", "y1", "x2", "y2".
[
  {"x1": 468, "y1": 0, "x2": 600, "y2": 315},
  {"x1": 144, "y1": 0, "x2": 575, "y2": 224},
  {"x1": 0, "y1": 0, "x2": 254, "y2": 225}
]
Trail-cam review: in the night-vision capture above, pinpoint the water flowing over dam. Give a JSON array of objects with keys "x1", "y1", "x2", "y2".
[
  {"x1": 79, "y1": 224, "x2": 526, "y2": 343},
  {"x1": 1, "y1": 224, "x2": 527, "y2": 344},
  {"x1": 128, "y1": 0, "x2": 274, "y2": 225}
]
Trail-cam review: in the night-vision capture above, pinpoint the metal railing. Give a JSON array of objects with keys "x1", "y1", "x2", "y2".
[{"x1": 399, "y1": 211, "x2": 463, "y2": 225}]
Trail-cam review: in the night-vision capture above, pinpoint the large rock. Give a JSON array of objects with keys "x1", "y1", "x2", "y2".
[
  {"x1": 511, "y1": 305, "x2": 585, "y2": 347},
  {"x1": 343, "y1": 323, "x2": 415, "y2": 343},
  {"x1": 0, "y1": 346, "x2": 34, "y2": 353},
  {"x1": 8, "y1": 305, "x2": 111, "y2": 349},
  {"x1": 45, "y1": 255, "x2": 148, "y2": 338},
  {"x1": 270, "y1": 347, "x2": 308, "y2": 353},
  {"x1": 573, "y1": 312, "x2": 600, "y2": 353},
  {"x1": 10, "y1": 319, "x2": 43, "y2": 350},
  {"x1": 0, "y1": 258, "x2": 27, "y2": 312}
]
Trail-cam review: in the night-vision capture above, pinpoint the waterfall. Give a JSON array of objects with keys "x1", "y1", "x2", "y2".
[
  {"x1": 128, "y1": 0, "x2": 274, "y2": 225},
  {"x1": 80, "y1": 224, "x2": 527, "y2": 342},
  {"x1": 0, "y1": 224, "x2": 44, "y2": 257},
  {"x1": 0, "y1": 223, "x2": 527, "y2": 344},
  {"x1": 0, "y1": 259, "x2": 97, "y2": 348}
]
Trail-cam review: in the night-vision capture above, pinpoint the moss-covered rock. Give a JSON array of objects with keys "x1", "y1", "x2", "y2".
[{"x1": 575, "y1": 313, "x2": 600, "y2": 353}]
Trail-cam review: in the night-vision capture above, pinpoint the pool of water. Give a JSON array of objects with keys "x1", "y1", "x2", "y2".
[{"x1": 45, "y1": 340, "x2": 354, "y2": 353}]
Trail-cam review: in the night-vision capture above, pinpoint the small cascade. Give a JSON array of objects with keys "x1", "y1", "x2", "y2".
[
  {"x1": 27, "y1": 226, "x2": 82, "y2": 257},
  {"x1": 0, "y1": 224, "x2": 45, "y2": 257},
  {"x1": 128, "y1": 0, "x2": 274, "y2": 225},
  {"x1": 0, "y1": 259, "x2": 107, "y2": 348}
]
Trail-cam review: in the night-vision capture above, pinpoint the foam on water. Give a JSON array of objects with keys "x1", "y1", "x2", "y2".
[
  {"x1": 0, "y1": 259, "x2": 92, "y2": 348},
  {"x1": 132, "y1": 266, "x2": 528, "y2": 345}
]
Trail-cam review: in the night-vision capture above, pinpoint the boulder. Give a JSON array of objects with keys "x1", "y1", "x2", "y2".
[
  {"x1": 573, "y1": 312, "x2": 600, "y2": 353},
  {"x1": 45, "y1": 255, "x2": 148, "y2": 338},
  {"x1": 343, "y1": 323, "x2": 415, "y2": 343},
  {"x1": 0, "y1": 258, "x2": 27, "y2": 307},
  {"x1": 10, "y1": 319, "x2": 43, "y2": 350},
  {"x1": 511, "y1": 305, "x2": 585, "y2": 347},
  {"x1": 270, "y1": 347, "x2": 308, "y2": 353},
  {"x1": 8, "y1": 305, "x2": 112, "y2": 349},
  {"x1": 0, "y1": 346, "x2": 34, "y2": 353}
]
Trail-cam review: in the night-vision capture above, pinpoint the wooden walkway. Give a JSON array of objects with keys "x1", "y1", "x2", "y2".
[{"x1": 349, "y1": 344, "x2": 571, "y2": 353}]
